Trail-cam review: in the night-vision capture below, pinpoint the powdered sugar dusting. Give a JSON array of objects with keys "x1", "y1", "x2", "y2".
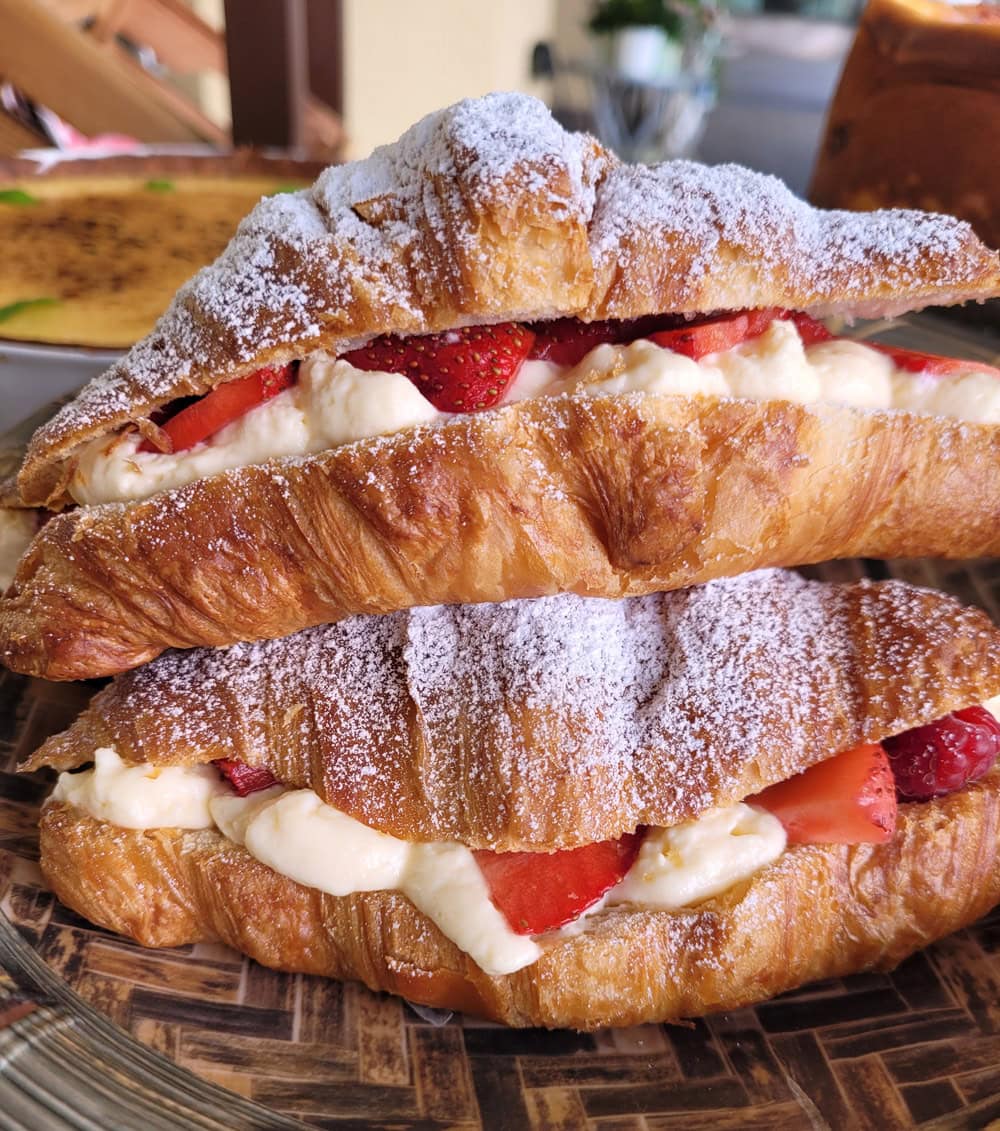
[
  {"x1": 55, "y1": 569, "x2": 999, "y2": 847},
  {"x1": 30, "y1": 93, "x2": 599, "y2": 461},
  {"x1": 591, "y1": 161, "x2": 977, "y2": 310}
]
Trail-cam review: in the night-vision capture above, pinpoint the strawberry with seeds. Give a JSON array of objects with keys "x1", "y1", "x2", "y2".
[{"x1": 342, "y1": 322, "x2": 535, "y2": 412}]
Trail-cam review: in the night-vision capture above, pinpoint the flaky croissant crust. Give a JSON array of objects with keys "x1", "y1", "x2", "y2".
[
  {"x1": 25, "y1": 572, "x2": 1000, "y2": 850},
  {"x1": 16, "y1": 92, "x2": 1000, "y2": 507},
  {"x1": 38, "y1": 768, "x2": 1000, "y2": 1030},
  {"x1": 4, "y1": 395, "x2": 1000, "y2": 682}
]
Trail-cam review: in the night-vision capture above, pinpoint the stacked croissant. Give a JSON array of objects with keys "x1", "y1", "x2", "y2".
[{"x1": 4, "y1": 93, "x2": 1000, "y2": 1030}]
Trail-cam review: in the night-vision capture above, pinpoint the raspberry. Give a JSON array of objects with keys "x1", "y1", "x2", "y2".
[{"x1": 884, "y1": 707, "x2": 1000, "y2": 801}]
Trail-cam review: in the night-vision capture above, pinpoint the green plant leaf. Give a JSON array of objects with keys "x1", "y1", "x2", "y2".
[
  {"x1": 267, "y1": 183, "x2": 304, "y2": 195},
  {"x1": 588, "y1": 0, "x2": 684, "y2": 36},
  {"x1": 0, "y1": 189, "x2": 37, "y2": 205},
  {"x1": 0, "y1": 297, "x2": 60, "y2": 323},
  {"x1": 144, "y1": 179, "x2": 176, "y2": 193}
]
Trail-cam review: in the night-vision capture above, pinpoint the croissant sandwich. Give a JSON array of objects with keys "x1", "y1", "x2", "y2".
[
  {"x1": 2, "y1": 92, "x2": 1000, "y2": 681},
  {"x1": 29, "y1": 569, "x2": 1000, "y2": 1030}
]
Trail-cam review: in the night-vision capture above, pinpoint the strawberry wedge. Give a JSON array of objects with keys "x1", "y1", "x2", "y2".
[
  {"x1": 215, "y1": 759, "x2": 279, "y2": 797},
  {"x1": 474, "y1": 832, "x2": 643, "y2": 935},
  {"x1": 139, "y1": 364, "x2": 296, "y2": 453},
  {"x1": 751, "y1": 744, "x2": 897, "y2": 844},
  {"x1": 343, "y1": 322, "x2": 535, "y2": 411}
]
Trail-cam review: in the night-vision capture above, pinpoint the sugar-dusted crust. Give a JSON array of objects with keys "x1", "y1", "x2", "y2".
[
  {"x1": 38, "y1": 769, "x2": 1000, "y2": 1029},
  {"x1": 25, "y1": 571, "x2": 1000, "y2": 850},
  {"x1": 16, "y1": 92, "x2": 1000, "y2": 506},
  {"x1": 4, "y1": 394, "x2": 1000, "y2": 681}
]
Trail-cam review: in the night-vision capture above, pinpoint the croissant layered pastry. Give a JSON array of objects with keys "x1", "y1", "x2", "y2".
[
  {"x1": 3, "y1": 92, "x2": 1000, "y2": 680},
  {"x1": 32, "y1": 570, "x2": 1000, "y2": 1029}
]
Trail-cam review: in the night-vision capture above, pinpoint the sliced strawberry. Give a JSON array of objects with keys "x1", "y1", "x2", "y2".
[
  {"x1": 527, "y1": 317, "x2": 627, "y2": 366},
  {"x1": 786, "y1": 311, "x2": 835, "y2": 345},
  {"x1": 648, "y1": 312, "x2": 749, "y2": 358},
  {"x1": 867, "y1": 343, "x2": 1000, "y2": 379},
  {"x1": 750, "y1": 743, "x2": 897, "y2": 844},
  {"x1": 528, "y1": 314, "x2": 708, "y2": 366},
  {"x1": 215, "y1": 759, "x2": 279, "y2": 796},
  {"x1": 646, "y1": 308, "x2": 787, "y2": 359},
  {"x1": 474, "y1": 831, "x2": 643, "y2": 935},
  {"x1": 341, "y1": 322, "x2": 535, "y2": 412},
  {"x1": 139, "y1": 364, "x2": 296, "y2": 453}
]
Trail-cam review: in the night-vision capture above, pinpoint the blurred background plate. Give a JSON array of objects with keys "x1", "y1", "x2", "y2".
[
  {"x1": 0, "y1": 150, "x2": 324, "y2": 428},
  {"x1": 0, "y1": 341, "x2": 120, "y2": 430}
]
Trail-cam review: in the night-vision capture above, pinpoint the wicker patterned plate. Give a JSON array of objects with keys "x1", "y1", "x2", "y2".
[{"x1": 0, "y1": 314, "x2": 999, "y2": 1130}]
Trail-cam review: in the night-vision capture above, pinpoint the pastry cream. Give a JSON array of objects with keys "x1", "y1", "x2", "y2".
[
  {"x1": 49, "y1": 693, "x2": 999, "y2": 970},
  {"x1": 51, "y1": 747, "x2": 226, "y2": 830},
  {"x1": 212, "y1": 786, "x2": 541, "y2": 977},
  {"x1": 71, "y1": 361, "x2": 441, "y2": 506},
  {"x1": 68, "y1": 319, "x2": 1000, "y2": 506},
  {"x1": 559, "y1": 320, "x2": 999, "y2": 419},
  {"x1": 608, "y1": 804, "x2": 786, "y2": 910},
  {"x1": 49, "y1": 753, "x2": 797, "y2": 975}
]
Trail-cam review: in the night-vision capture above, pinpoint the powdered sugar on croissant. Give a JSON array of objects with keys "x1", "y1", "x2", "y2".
[
  {"x1": 17, "y1": 91, "x2": 1000, "y2": 507},
  {"x1": 28, "y1": 570, "x2": 1000, "y2": 849}
]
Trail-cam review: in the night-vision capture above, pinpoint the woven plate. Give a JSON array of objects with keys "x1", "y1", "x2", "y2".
[{"x1": 0, "y1": 314, "x2": 999, "y2": 1130}]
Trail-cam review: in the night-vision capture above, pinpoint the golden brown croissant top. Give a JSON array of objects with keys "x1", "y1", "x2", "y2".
[
  {"x1": 17, "y1": 92, "x2": 1000, "y2": 507},
  {"x1": 28, "y1": 570, "x2": 1000, "y2": 850}
]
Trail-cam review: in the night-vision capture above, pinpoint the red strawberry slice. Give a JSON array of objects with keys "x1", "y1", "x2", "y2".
[
  {"x1": 750, "y1": 743, "x2": 897, "y2": 844},
  {"x1": 139, "y1": 363, "x2": 297, "y2": 453},
  {"x1": 473, "y1": 831, "x2": 643, "y2": 935},
  {"x1": 646, "y1": 315, "x2": 740, "y2": 358},
  {"x1": 868, "y1": 343, "x2": 1000, "y2": 379},
  {"x1": 647, "y1": 309, "x2": 805, "y2": 357},
  {"x1": 215, "y1": 759, "x2": 279, "y2": 797},
  {"x1": 341, "y1": 322, "x2": 535, "y2": 412},
  {"x1": 529, "y1": 314, "x2": 723, "y2": 367},
  {"x1": 528, "y1": 317, "x2": 640, "y2": 366},
  {"x1": 785, "y1": 311, "x2": 835, "y2": 345}
]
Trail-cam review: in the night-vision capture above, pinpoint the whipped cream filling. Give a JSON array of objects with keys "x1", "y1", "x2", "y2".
[
  {"x1": 69, "y1": 318, "x2": 1000, "y2": 506},
  {"x1": 210, "y1": 786, "x2": 540, "y2": 976},
  {"x1": 51, "y1": 746, "x2": 227, "y2": 829},
  {"x1": 71, "y1": 362, "x2": 442, "y2": 506},
  {"x1": 609, "y1": 805, "x2": 785, "y2": 910},
  {"x1": 48, "y1": 749, "x2": 790, "y2": 975}
]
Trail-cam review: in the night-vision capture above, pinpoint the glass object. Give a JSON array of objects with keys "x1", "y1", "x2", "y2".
[{"x1": 587, "y1": 6, "x2": 721, "y2": 161}]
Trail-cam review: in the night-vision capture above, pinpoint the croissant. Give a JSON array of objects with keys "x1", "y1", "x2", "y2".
[
  {"x1": 3, "y1": 93, "x2": 1000, "y2": 679},
  {"x1": 39, "y1": 773, "x2": 1000, "y2": 1030},
  {"x1": 31, "y1": 571, "x2": 1000, "y2": 1028},
  {"x1": 5, "y1": 394, "x2": 1000, "y2": 681},
  {"x1": 26, "y1": 569, "x2": 1000, "y2": 849}
]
